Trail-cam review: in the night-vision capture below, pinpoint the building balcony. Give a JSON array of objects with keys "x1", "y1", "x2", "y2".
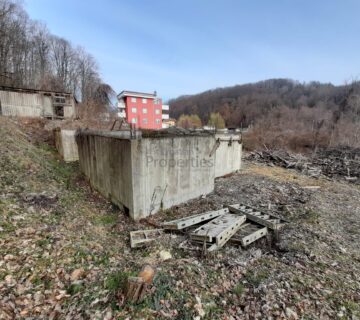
[
  {"x1": 162, "y1": 104, "x2": 169, "y2": 111},
  {"x1": 162, "y1": 114, "x2": 169, "y2": 120}
]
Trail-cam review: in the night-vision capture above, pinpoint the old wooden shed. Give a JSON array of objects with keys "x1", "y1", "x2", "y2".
[{"x1": 0, "y1": 86, "x2": 76, "y2": 119}]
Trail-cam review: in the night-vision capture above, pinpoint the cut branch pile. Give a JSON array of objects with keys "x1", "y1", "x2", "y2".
[
  {"x1": 246, "y1": 147, "x2": 360, "y2": 184},
  {"x1": 312, "y1": 147, "x2": 360, "y2": 182}
]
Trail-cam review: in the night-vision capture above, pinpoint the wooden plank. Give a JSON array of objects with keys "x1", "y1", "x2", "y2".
[
  {"x1": 130, "y1": 229, "x2": 164, "y2": 248},
  {"x1": 162, "y1": 208, "x2": 228, "y2": 230},
  {"x1": 227, "y1": 204, "x2": 286, "y2": 230}
]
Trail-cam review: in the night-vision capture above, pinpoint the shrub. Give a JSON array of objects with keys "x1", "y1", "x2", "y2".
[
  {"x1": 177, "y1": 114, "x2": 202, "y2": 129},
  {"x1": 207, "y1": 112, "x2": 225, "y2": 129}
]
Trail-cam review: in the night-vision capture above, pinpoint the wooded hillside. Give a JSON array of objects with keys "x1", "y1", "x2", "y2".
[
  {"x1": 0, "y1": 0, "x2": 113, "y2": 106},
  {"x1": 170, "y1": 79, "x2": 360, "y2": 149}
]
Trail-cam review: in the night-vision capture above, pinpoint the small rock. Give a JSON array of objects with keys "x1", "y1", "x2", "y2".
[
  {"x1": 252, "y1": 249, "x2": 262, "y2": 259},
  {"x1": 159, "y1": 250, "x2": 172, "y2": 261}
]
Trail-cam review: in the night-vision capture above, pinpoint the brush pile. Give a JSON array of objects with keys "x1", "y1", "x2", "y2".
[{"x1": 247, "y1": 147, "x2": 360, "y2": 183}]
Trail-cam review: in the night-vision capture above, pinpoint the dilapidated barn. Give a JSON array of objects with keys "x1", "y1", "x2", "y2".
[{"x1": 0, "y1": 86, "x2": 76, "y2": 119}]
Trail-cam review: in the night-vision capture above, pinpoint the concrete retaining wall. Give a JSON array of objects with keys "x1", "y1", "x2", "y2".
[
  {"x1": 54, "y1": 129, "x2": 79, "y2": 162},
  {"x1": 215, "y1": 133, "x2": 242, "y2": 178},
  {"x1": 76, "y1": 130, "x2": 242, "y2": 220}
]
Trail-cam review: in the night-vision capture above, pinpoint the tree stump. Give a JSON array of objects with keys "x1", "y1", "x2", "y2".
[
  {"x1": 124, "y1": 265, "x2": 155, "y2": 304},
  {"x1": 125, "y1": 276, "x2": 147, "y2": 304}
]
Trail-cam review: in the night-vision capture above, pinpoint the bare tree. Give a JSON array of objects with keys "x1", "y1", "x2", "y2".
[{"x1": 0, "y1": 0, "x2": 114, "y2": 117}]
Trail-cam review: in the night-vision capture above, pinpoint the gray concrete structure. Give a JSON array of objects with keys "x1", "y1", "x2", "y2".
[
  {"x1": 0, "y1": 86, "x2": 76, "y2": 119},
  {"x1": 54, "y1": 129, "x2": 79, "y2": 162},
  {"x1": 76, "y1": 129, "x2": 242, "y2": 220},
  {"x1": 214, "y1": 132, "x2": 242, "y2": 178}
]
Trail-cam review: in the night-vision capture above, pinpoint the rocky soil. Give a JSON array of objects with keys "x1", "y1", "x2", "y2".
[{"x1": 0, "y1": 116, "x2": 359, "y2": 319}]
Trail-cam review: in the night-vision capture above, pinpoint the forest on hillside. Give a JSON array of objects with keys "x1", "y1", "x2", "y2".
[
  {"x1": 0, "y1": 0, "x2": 113, "y2": 108},
  {"x1": 170, "y1": 79, "x2": 360, "y2": 150}
]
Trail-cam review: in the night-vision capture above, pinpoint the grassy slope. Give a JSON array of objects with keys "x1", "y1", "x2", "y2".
[
  {"x1": 0, "y1": 117, "x2": 135, "y2": 319},
  {"x1": 0, "y1": 116, "x2": 360, "y2": 319}
]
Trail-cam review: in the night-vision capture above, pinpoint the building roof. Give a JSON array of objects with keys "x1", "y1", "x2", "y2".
[
  {"x1": 117, "y1": 90, "x2": 157, "y2": 99},
  {"x1": 0, "y1": 85, "x2": 73, "y2": 96}
]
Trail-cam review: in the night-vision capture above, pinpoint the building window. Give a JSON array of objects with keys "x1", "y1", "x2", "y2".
[
  {"x1": 142, "y1": 98, "x2": 147, "y2": 104},
  {"x1": 155, "y1": 119, "x2": 161, "y2": 124},
  {"x1": 131, "y1": 118, "x2": 137, "y2": 123},
  {"x1": 155, "y1": 109, "x2": 160, "y2": 115},
  {"x1": 142, "y1": 108, "x2": 147, "y2": 114},
  {"x1": 154, "y1": 98, "x2": 160, "y2": 104},
  {"x1": 143, "y1": 118, "x2": 148, "y2": 124},
  {"x1": 131, "y1": 97, "x2": 136, "y2": 102},
  {"x1": 131, "y1": 107, "x2": 137, "y2": 113}
]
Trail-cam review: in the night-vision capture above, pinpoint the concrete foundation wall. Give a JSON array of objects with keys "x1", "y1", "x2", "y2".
[
  {"x1": 215, "y1": 133, "x2": 242, "y2": 178},
  {"x1": 77, "y1": 131, "x2": 216, "y2": 220},
  {"x1": 54, "y1": 129, "x2": 79, "y2": 162},
  {"x1": 76, "y1": 130, "x2": 242, "y2": 220},
  {"x1": 77, "y1": 133, "x2": 134, "y2": 212},
  {"x1": 130, "y1": 136, "x2": 215, "y2": 218}
]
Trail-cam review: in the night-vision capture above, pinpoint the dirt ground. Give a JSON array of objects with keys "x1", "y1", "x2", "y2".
[{"x1": 0, "y1": 116, "x2": 359, "y2": 319}]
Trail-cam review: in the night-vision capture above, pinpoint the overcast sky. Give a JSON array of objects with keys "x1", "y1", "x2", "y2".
[{"x1": 26, "y1": 0, "x2": 360, "y2": 100}]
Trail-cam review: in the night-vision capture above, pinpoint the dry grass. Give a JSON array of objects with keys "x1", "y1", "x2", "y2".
[{"x1": 244, "y1": 162, "x2": 327, "y2": 188}]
